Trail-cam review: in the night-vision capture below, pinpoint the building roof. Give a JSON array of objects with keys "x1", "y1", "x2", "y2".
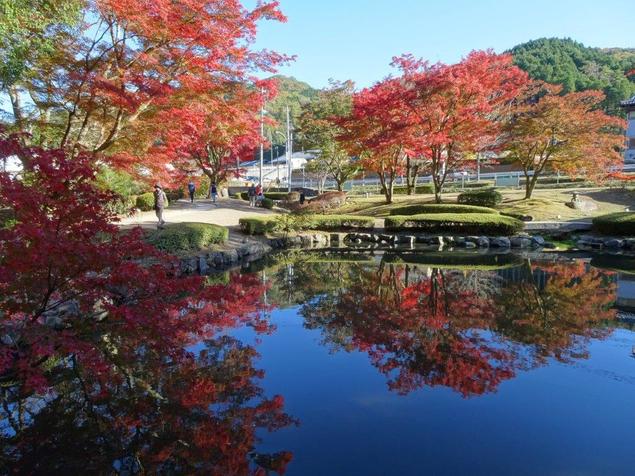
[{"x1": 621, "y1": 95, "x2": 635, "y2": 107}]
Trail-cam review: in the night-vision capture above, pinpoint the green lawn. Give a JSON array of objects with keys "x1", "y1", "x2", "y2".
[{"x1": 334, "y1": 187, "x2": 635, "y2": 222}]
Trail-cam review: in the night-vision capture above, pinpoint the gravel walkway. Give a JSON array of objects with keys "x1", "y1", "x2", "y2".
[{"x1": 118, "y1": 198, "x2": 275, "y2": 230}]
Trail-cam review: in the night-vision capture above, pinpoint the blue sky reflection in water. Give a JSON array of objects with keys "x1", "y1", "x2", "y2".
[{"x1": 233, "y1": 253, "x2": 635, "y2": 476}]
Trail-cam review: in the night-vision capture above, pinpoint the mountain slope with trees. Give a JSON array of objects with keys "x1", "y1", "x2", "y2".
[{"x1": 511, "y1": 38, "x2": 635, "y2": 114}]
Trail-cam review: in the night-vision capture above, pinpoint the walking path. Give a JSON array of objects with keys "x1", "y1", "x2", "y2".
[
  {"x1": 118, "y1": 198, "x2": 275, "y2": 229},
  {"x1": 118, "y1": 198, "x2": 277, "y2": 249}
]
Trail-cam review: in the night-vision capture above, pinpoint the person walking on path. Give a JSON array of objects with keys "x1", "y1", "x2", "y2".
[
  {"x1": 247, "y1": 183, "x2": 256, "y2": 207},
  {"x1": 154, "y1": 183, "x2": 168, "y2": 229},
  {"x1": 210, "y1": 182, "x2": 218, "y2": 204},
  {"x1": 255, "y1": 183, "x2": 264, "y2": 207},
  {"x1": 187, "y1": 180, "x2": 196, "y2": 203}
]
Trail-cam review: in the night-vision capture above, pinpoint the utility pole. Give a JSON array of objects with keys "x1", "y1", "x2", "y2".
[
  {"x1": 477, "y1": 153, "x2": 481, "y2": 181},
  {"x1": 286, "y1": 105, "x2": 292, "y2": 192},
  {"x1": 259, "y1": 88, "x2": 265, "y2": 186}
]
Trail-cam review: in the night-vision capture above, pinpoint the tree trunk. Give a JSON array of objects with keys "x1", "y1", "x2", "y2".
[
  {"x1": 524, "y1": 168, "x2": 540, "y2": 199},
  {"x1": 386, "y1": 172, "x2": 395, "y2": 204},
  {"x1": 406, "y1": 160, "x2": 419, "y2": 196}
]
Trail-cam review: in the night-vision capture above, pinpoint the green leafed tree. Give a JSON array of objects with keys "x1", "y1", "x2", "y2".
[
  {"x1": 0, "y1": 0, "x2": 81, "y2": 89},
  {"x1": 296, "y1": 80, "x2": 360, "y2": 191}
]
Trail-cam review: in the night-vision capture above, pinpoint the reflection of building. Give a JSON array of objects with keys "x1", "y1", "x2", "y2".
[
  {"x1": 616, "y1": 273, "x2": 635, "y2": 312},
  {"x1": 620, "y1": 96, "x2": 635, "y2": 163}
]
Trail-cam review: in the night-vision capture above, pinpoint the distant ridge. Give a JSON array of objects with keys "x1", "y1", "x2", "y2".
[{"x1": 510, "y1": 38, "x2": 635, "y2": 114}]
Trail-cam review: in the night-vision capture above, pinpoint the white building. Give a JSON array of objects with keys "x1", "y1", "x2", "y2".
[
  {"x1": 240, "y1": 151, "x2": 319, "y2": 185},
  {"x1": 620, "y1": 95, "x2": 635, "y2": 163}
]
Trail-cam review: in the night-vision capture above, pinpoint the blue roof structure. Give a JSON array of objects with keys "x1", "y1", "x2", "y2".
[{"x1": 620, "y1": 95, "x2": 635, "y2": 107}]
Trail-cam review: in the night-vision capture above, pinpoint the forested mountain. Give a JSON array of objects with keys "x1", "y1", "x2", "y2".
[
  {"x1": 266, "y1": 75, "x2": 318, "y2": 139},
  {"x1": 511, "y1": 38, "x2": 635, "y2": 114}
]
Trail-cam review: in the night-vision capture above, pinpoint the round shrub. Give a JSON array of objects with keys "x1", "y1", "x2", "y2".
[
  {"x1": 592, "y1": 212, "x2": 635, "y2": 236},
  {"x1": 389, "y1": 204, "x2": 499, "y2": 216},
  {"x1": 261, "y1": 197, "x2": 274, "y2": 209},
  {"x1": 136, "y1": 192, "x2": 156, "y2": 211},
  {"x1": 146, "y1": 222, "x2": 228, "y2": 253},
  {"x1": 457, "y1": 189, "x2": 503, "y2": 207},
  {"x1": 106, "y1": 194, "x2": 137, "y2": 215},
  {"x1": 385, "y1": 213, "x2": 523, "y2": 235}
]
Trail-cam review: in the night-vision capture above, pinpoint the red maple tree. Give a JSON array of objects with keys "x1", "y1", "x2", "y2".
[
  {"x1": 339, "y1": 78, "x2": 411, "y2": 203},
  {"x1": 0, "y1": 131, "x2": 295, "y2": 474},
  {"x1": 393, "y1": 51, "x2": 529, "y2": 202}
]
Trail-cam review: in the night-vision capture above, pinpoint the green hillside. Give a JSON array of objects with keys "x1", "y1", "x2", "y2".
[
  {"x1": 511, "y1": 38, "x2": 635, "y2": 115},
  {"x1": 266, "y1": 75, "x2": 318, "y2": 139}
]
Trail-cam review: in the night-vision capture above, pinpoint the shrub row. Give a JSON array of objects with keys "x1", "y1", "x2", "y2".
[
  {"x1": 309, "y1": 215, "x2": 375, "y2": 231},
  {"x1": 393, "y1": 184, "x2": 435, "y2": 195},
  {"x1": 146, "y1": 222, "x2": 228, "y2": 253},
  {"x1": 388, "y1": 204, "x2": 499, "y2": 216},
  {"x1": 385, "y1": 213, "x2": 523, "y2": 235},
  {"x1": 592, "y1": 212, "x2": 635, "y2": 236},
  {"x1": 238, "y1": 214, "x2": 375, "y2": 235},
  {"x1": 457, "y1": 189, "x2": 503, "y2": 207},
  {"x1": 442, "y1": 181, "x2": 495, "y2": 193},
  {"x1": 383, "y1": 251, "x2": 524, "y2": 270},
  {"x1": 237, "y1": 191, "x2": 291, "y2": 201}
]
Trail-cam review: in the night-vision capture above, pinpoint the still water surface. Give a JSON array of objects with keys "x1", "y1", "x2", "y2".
[{"x1": 4, "y1": 251, "x2": 635, "y2": 475}]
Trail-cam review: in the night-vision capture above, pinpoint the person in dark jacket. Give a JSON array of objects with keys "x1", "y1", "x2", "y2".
[
  {"x1": 154, "y1": 183, "x2": 168, "y2": 228},
  {"x1": 187, "y1": 180, "x2": 195, "y2": 203},
  {"x1": 210, "y1": 182, "x2": 218, "y2": 203},
  {"x1": 247, "y1": 183, "x2": 256, "y2": 207}
]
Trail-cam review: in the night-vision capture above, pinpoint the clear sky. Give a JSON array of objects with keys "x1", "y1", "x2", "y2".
[{"x1": 248, "y1": 0, "x2": 633, "y2": 89}]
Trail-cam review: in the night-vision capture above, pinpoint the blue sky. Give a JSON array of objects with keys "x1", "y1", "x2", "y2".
[{"x1": 248, "y1": 0, "x2": 633, "y2": 89}]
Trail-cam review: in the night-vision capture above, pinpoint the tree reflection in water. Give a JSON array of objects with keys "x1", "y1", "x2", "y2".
[
  {"x1": 0, "y1": 272, "x2": 296, "y2": 475},
  {"x1": 298, "y1": 257, "x2": 616, "y2": 397}
]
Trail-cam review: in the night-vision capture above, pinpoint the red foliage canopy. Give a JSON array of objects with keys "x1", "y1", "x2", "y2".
[{"x1": 0, "y1": 131, "x2": 295, "y2": 474}]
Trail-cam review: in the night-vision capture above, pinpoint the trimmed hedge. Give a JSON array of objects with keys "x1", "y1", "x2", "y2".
[
  {"x1": 444, "y1": 181, "x2": 495, "y2": 192},
  {"x1": 385, "y1": 213, "x2": 523, "y2": 235},
  {"x1": 238, "y1": 191, "x2": 290, "y2": 201},
  {"x1": 238, "y1": 214, "x2": 375, "y2": 235},
  {"x1": 393, "y1": 184, "x2": 435, "y2": 195},
  {"x1": 383, "y1": 251, "x2": 524, "y2": 270},
  {"x1": 389, "y1": 204, "x2": 499, "y2": 216},
  {"x1": 261, "y1": 197, "x2": 274, "y2": 209},
  {"x1": 592, "y1": 212, "x2": 635, "y2": 236},
  {"x1": 146, "y1": 222, "x2": 228, "y2": 253},
  {"x1": 457, "y1": 189, "x2": 503, "y2": 207},
  {"x1": 309, "y1": 215, "x2": 375, "y2": 231}
]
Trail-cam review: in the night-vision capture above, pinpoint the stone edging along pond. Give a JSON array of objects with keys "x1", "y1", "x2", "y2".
[
  {"x1": 177, "y1": 231, "x2": 553, "y2": 275},
  {"x1": 177, "y1": 230, "x2": 635, "y2": 275}
]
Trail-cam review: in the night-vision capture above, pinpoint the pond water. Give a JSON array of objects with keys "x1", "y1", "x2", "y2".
[{"x1": 3, "y1": 251, "x2": 635, "y2": 475}]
